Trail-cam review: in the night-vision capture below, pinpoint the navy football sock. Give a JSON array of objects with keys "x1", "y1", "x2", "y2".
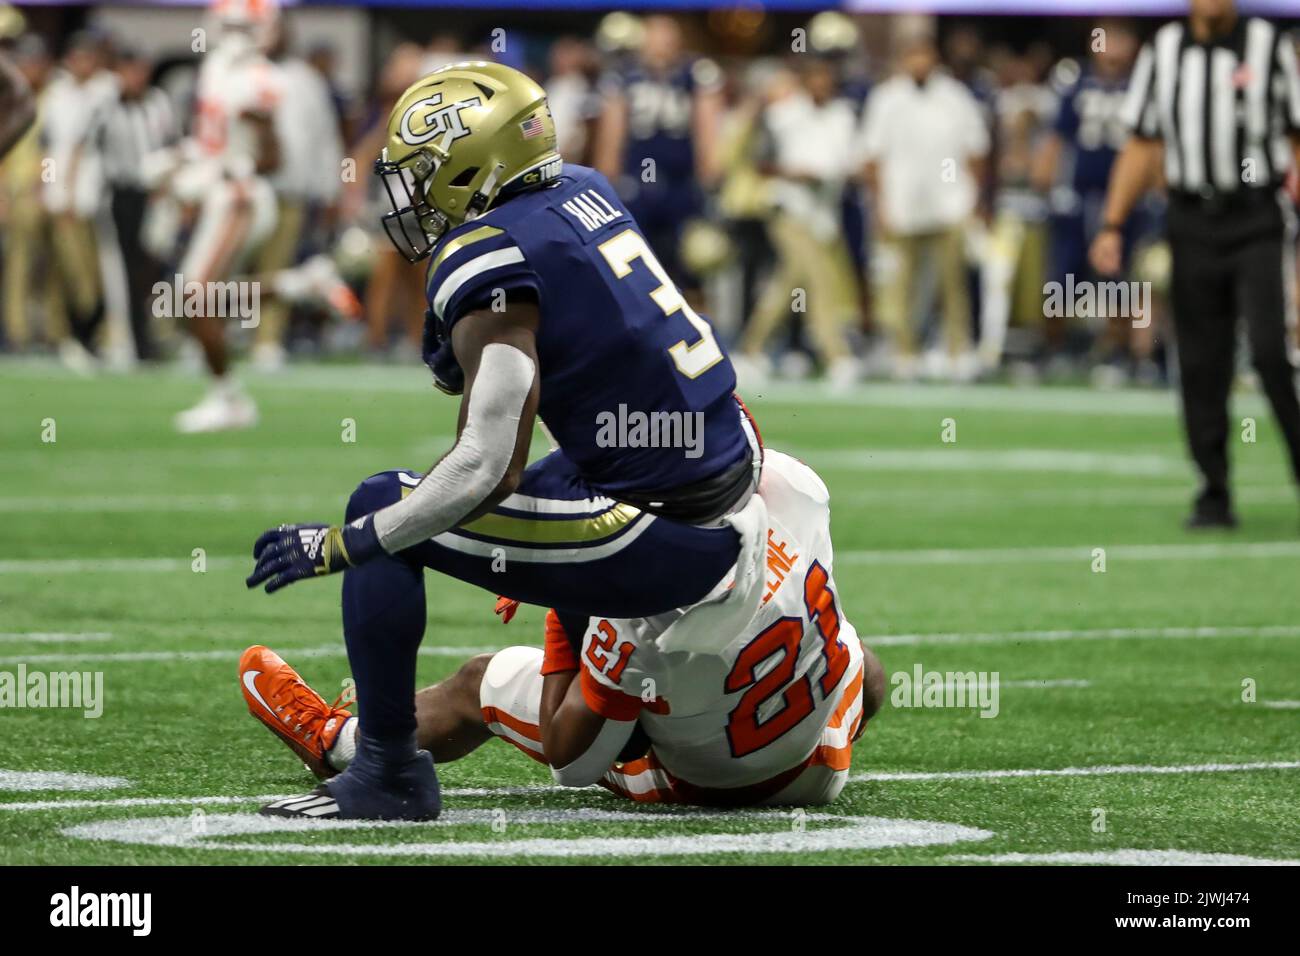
[{"x1": 340, "y1": 552, "x2": 426, "y2": 766}]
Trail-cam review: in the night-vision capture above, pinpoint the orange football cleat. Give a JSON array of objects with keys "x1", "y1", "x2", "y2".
[{"x1": 239, "y1": 645, "x2": 352, "y2": 780}]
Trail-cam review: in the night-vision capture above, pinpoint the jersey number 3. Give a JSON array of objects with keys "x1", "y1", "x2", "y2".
[
  {"x1": 598, "y1": 229, "x2": 724, "y2": 380},
  {"x1": 723, "y1": 562, "x2": 849, "y2": 759}
]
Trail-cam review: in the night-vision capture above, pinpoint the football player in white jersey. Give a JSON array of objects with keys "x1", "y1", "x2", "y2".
[
  {"x1": 240, "y1": 451, "x2": 885, "y2": 809},
  {"x1": 166, "y1": 0, "x2": 283, "y2": 432}
]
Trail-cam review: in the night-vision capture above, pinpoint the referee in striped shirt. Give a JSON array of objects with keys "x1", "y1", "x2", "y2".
[
  {"x1": 94, "y1": 47, "x2": 178, "y2": 360},
  {"x1": 1091, "y1": 0, "x2": 1300, "y2": 529}
]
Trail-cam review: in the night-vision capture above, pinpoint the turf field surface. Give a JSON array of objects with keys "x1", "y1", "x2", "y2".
[{"x1": 0, "y1": 361, "x2": 1297, "y2": 865}]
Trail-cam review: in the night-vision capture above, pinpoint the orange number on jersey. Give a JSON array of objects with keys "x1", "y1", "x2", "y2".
[
  {"x1": 723, "y1": 617, "x2": 814, "y2": 759},
  {"x1": 804, "y1": 561, "x2": 848, "y2": 695},
  {"x1": 585, "y1": 619, "x2": 635, "y2": 683}
]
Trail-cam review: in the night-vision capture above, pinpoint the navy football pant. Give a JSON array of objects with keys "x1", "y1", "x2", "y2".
[{"x1": 339, "y1": 449, "x2": 742, "y2": 750}]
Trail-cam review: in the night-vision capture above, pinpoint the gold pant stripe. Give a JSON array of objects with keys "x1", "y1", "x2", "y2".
[{"x1": 458, "y1": 502, "x2": 642, "y2": 545}]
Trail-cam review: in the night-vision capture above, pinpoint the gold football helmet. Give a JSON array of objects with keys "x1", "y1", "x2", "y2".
[{"x1": 374, "y1": 61, "x2": 561, "y2": 262}]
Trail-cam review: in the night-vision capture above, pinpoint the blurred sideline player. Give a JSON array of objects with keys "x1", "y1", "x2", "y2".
[
  {"x1": 592, "y1": 14, "x2": 722, "y2": 299},
  {"x1": 240, "y1": 62, "x2": 864, "y2": 820},
  {"x1": 249, "y1": 17, "x2": 346, "y2": 371},
  {"x1": 1031, "y1": 21, "x2": 1159, "y2": 381},
  {"x1": 42, "y1": 31, "x2": 115, "y2": 369},
  {"x1": 736, "y1": 56, "x2": 861, "y2": 389},
  {"x1": 158, "y1": 0, "x2": 283, "y2": 432},
  {"x1": 0, "y1": 41, "x2": 35, "y2": 160},
  {"x1": 1, "y1": 34, "x2": 45, "y2": 352},
  {"x1": 242, "y1": 450, "x2": 885, "y2": 808},
  {"x1": 976, "y1": 52, "x2": 1056, "y2": 375}
]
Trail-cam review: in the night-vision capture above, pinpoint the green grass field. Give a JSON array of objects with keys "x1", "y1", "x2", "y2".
[{"x1": 1, "y1": 361, "x2": 1298, "y2": 865}]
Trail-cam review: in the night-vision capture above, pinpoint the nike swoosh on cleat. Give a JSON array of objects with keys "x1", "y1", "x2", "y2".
[{"x1": 242, "y1": 669, "x2": 277, "y2": 719}]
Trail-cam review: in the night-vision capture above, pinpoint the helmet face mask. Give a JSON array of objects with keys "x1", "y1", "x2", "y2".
[
  {"x1": 373, "y1": 61, "x2": 563, "y2": 264},
  {"x1": 375, "y1": 148, "x2": 446, "y2": 263}
]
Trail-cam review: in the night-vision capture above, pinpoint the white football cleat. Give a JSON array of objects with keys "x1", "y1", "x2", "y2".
[
  {"x1": 58, "y1": 339, "x2": 99, "y2": 376},
  {"x1": 250, "y1": 341, "x2": 287, "y2": 372},
  {"x1": 174, "y1": 386, "x2": 258, "y2": 434},
  {"x1": 826, "y1": 356, "x2": 863, "y2": 391}
]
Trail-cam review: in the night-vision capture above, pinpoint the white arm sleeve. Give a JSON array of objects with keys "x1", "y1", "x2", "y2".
[
  {"x1": 371, "y1": 342, "x2": 535, "y2": 553},
  {"x1": 550, "y1": 717, "x2": 637, "y2": 788}
]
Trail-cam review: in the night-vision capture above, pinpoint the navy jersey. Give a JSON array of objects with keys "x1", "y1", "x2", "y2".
[
  {"x1": 423, "y1": 165, "x2": 748, "y2": 500},
  {"x1": 602, "y1": 58, "x2": 720, "y2": 187},
  {"x1": 1054, "y1": 69, "x2": 1131, "y2": 197}
]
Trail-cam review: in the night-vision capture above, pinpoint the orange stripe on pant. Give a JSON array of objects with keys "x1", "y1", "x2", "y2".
[{"x1": 481, "y1": 706, "x2": 548, "y2": 765}]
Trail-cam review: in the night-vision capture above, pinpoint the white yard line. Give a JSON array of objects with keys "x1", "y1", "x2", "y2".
[
  {"x1": 6, "y1": 540, "x2": 1300, "y2": 576},
  {"x1": 865, "y1": 624, "x2": 1300, "y2": 647},
  {"x1": 0, "y1": 644, "x2": 503, "y2": 666},
  {"x1": 7, "y1": 760, "x2": 1296, "y2": 810},
  {"x1": 802, "y1": 448, "x2": 1191, "y2": 477},
  {"x1": 0, "y1": 771, "x2": 130, "y2": 792},
  {"x1": 1262, "y1": 701, "x2": 1300, "y2": 710},
  {"x1": 2, "y1": 356, "x2": 1279, "y2": 417},
  {"x1": 949, "y1": 849, "x2": 1298, "y2": 866},
  {"x1": 0, "y1": 557, "x2": 242, "y2": 574},
  {"x1": 850, "y1": 760, "x2": 1300, "y2": 784},
  {"x1": 0, "y1": 633, "x2": 112, "y2": 643},
  {"x1": 4, "y1": 484, "x2": 1296, "y2": 516},
  {"x1": 0, "y1": 494, "x2": 341, "y2": 514},
  {"x1": 833, "y1": 485, "x2": 1298, "y2": 506},
  {"x1": 0, "y1": 786, "x2": 565, "y2": 813},
  {"x1": 840, "y1": 541, "x2": 1300, "y2": 566}
]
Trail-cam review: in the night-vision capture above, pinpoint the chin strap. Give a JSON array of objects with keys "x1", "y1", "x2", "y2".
[{"x1": 465, "y1": 162, "x2": 506, "y2": 222}]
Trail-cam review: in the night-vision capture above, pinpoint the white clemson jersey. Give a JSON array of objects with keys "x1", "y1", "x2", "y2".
[
  {"x1": 191, "y1": 41, "x2": 283, "y2": 178},
  {"x1": 576, "y1": 451, "x2": 863, "y2": 790}
]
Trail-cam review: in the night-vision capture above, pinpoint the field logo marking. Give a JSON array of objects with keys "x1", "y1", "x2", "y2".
[{"x1": 61, "y1": 809, "x2": 994, "y2": 860}]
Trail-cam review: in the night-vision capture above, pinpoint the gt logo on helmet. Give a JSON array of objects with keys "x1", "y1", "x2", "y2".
[{"x1": 399, "y1": 94, "x2": 481, "y2": 147}]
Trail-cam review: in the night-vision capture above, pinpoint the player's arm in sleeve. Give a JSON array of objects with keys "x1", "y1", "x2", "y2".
[
  {"x1": 240, "y1": 69, "x2": 284, "y2": 177},
  {"x1": 0, "y1": 51, "x2": 35, "y2": 161},
  {"x1": 245, "y1": 110, "x2": 280, "y2": 176},
  {"x1": 247, "y1": 241, "x2": 541, "y2": 592},
  {"x1": 856, "y1": 90, "x2": 888, "y2": 233},
  {"x1": 1030, "y1": 81, "x2": 1075, "y2": 194},
  {"x1": 1091, "y1": 42, "x2": 1163, "y2": 277},
  {"x1": 536, "y1": 615, "x2": 639, "y2": 787},
  {"x1": 592, "y1": 71, "x2": 627, "y2": 182},
  {"x1": 690, "y1": 58, "x2": 725, "y2": 186}
]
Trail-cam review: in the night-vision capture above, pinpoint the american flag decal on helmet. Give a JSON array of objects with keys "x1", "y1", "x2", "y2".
[{"x1": 520, "y1": 113, "x2": 545, "y2": 139}]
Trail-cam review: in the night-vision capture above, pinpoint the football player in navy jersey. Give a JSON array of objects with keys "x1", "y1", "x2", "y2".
[
  {"x1": 244, "y1": 62, "x2": 763, "y2": 821},
  {"x1": 592, "y1": 14, "x2": 723, "y2": 296},
  {"x1": 1032, "y1": 22, "x2": 1159, "y2": 372},
  {"x1": 1037, "y1": 24, "x2": 1142, "y2": 276}
]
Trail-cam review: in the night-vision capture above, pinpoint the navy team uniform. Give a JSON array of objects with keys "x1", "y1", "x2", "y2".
[
  {"x1": 600, "y1": 59, "x2": 720, "y2": 288},
  {"x1": 346, "y1": 165, "x2": 760, "y2": 632},
  {"x1": 1049, "y1": 68, "x2": 1160, "y2": 279}
]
